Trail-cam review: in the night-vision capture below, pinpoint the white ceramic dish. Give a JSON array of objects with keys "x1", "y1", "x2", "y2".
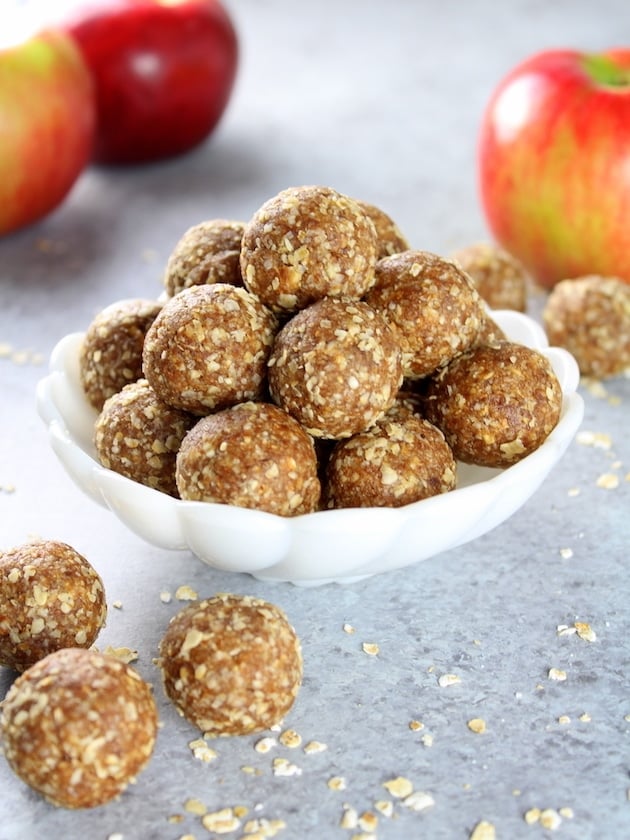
[{"x1": 37, "y1": 309, "x2": 584, "y2": 586}]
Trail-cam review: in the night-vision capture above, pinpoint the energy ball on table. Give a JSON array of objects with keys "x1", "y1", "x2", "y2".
[
  {"x1": 542, "y1": 275, "x2": 630, "y2": 379},
  {"x1": 80, "y1": 298, "x2": 162, "y2": 411},
  {"x1": 451, "y1": 242, "x2": 528, "y2": 312},
  {"x1": 1, "y1": 648, "x2": 158, "y2": 809},
  {"x1": 163, "y1": 219, "x2": 245, "y2": 297},
  {"x1": 0, "y1": 540, "x2": 107, "y2": 672},
  {"x1": 95, "y1": 379, "x2": 195, "y2": 497},
  {"x1": 355, "y1": 199, "x2": 410, "y2": 258},
  {"x1": 176, "y1": 401, "x2": 321, "y2": 515},
  {"x1": 159, "y1": 593, "x2": 302, "y2": 736},
  {"x1": 423, "y1": 341, "x2": 563, "y2": 468},
  {"x1": 268, "y1": 297, "x2": 403, "y2": 439},
  {"x1": 143, "y1": 284, "x2": 278, "y2": 414},
  {"x1": 325, "y1": 412, "x2": 457, "y2": 509},
  {"x1": 365, "y1": 250, "x2": 486, "y2": 379},
  {"x1": 240, "y1": 185, "x2": 378, "y2": 315}
]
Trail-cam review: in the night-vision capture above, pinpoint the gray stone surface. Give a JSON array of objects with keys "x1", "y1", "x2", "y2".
[{"x1": 1, "y1": 1, "x2": 629, "y2": 838}]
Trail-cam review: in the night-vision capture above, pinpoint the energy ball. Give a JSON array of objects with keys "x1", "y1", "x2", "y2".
[
  {"x1": 1, "y1": 648, "x2": 158, "y2": 809},
  {"x1": 542, "y1": 275, "x2": 630, "y2": 379},
  {"x1": 159, "y1": 593, "x2": 302, "y2": 736},
  {"x1": 163, "y1": 219, "x2": 245, "y2": 298},
  {"x1": 325, "y1": 412, "x2": 457, "y2": 509},
  {"x1": 80, "y1": 298, "x2": 162, "y2": 411},
  {"x1": 365, "y1": 250, "x2": 486, "y2": 379},
  {"x1": 423, "y1": 341, "x2": 563, "y2": 467},
  {"x1": 176, "y1": 401, "x2": 321, "y2": 516},
  {"x1": 451, "y1": 242, "x2": 528, "y2": 311},
  {"x1": 268, "y1": 297, "x2": 403, "y2": 439},
  {"x1": 240, "y1": 185, "x2": 378, "y2": 315},
  {"x1": 95, "y1": 379, "x2": 195, "y2": 496},
  {"x1": 0, "y1": 540, "x2": 107, "y2": 673},
  {"x1": 355, "y1": 199, "x2": 410, "y2": 258},
  {"x1": 143, "y1": 284, "x2": 278, "y2": 414}
]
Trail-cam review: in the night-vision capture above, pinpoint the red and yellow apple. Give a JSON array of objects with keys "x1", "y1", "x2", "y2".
[
  {"x1": 0, "y1": 27, "x2": 95, "y2": 236},
  {"x1": 59, "y1": 0, "x2": 238, "y2": 164},
  {"x1": 478, "y1": 48, "x2": 630, "y2": 288}
]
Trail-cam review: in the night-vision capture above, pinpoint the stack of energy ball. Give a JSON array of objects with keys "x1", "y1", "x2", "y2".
[{"x1": 81, "y1": 185, "x2": 563, "y2": 517}]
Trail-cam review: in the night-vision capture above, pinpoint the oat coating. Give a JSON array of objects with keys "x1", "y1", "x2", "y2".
[
  {"x1": 0, "y1": 540, "x2": 107, "y2": 672},
  {"x1": 158, "y1": 593, "x2": 302, "y2": 735},
  {"x1": 0, "y1": 648, "x2": 158, "y2": 808},
  {"x1": 175, "y1": 401, "x2": 321, "y2": 515},
  {"x1": 268, "y1": 297, "x2": 403, "y2": 439},
  {"x1": 542, "y1": 275, "x2": 630, "y2": 378},
  {"x1": 355, "y1": 200, "x2": 410, "y2": 258},
  {"x1": 365, "y1": 250, "x2": 486, "y2": 379},
  {"x1": 451, "y1": 242, "x2": 528, "y2": 311},
  {"x1": 80, "y1": 298, "x2": 162, "y2": 411},
  {"x1": 240, "y1": 185, "x2": 378, "y2": 314},
  {"x1": 163, "y1": 219, "x2": 245, "y2": 297},
  {"x1": 423, "y1": 341, "x2": 563, "y2": 467},
  {"x1": 325, "y1": 413, "x2": 457, "y2": 509},
  {"x1": 142, "y1": 284, "x2": 278, "y2": 415},
  {"x1": 95, "y1": 379, "x2": 195, "y2": 496}
]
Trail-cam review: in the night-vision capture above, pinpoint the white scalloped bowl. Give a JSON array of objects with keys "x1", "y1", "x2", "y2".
[{"x1": 36, "y1": 309, "x2": 584, "y2": 586}]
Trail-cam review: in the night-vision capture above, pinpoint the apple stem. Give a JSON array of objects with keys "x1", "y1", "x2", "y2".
[{"x1": 582, "y1": 53, "x2": 630, "y2": 87}]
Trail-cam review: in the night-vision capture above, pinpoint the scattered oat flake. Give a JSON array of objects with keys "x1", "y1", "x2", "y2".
[
  {"x1": 201, "y1": 807, "x2": 241, "y2": 834},
  {"x1": 103, "y1": 645, "x2": 138, "y2": 664},
  {"x1": 303, "y1": 740, "x2": 327, "y2": 754},
  {"x1": 559, "y1": 547, "x2": 574, "y2": 559},
  {"x1": 374, "y1": 800, "x2": 394, "y2": 818},
  {"x1": 328, "y1": 776, "x2": 347, "y2": 791},
  {"x1": 112, "y1": 600, "x2": 123, "y2": 609},
  {"x1": 558, "y1": 807, "x2": 574, "y2": 819},
  {"x1": 421, "y1": 733, "x2": 434, "y2": 747},
  {"x1": 178, "y1": 835, "x2": 195, "y2": 840},
  {"x1": 108, "y1": 835, "x2": 124, "y2": 840},
  {"x1": 558, "y1": 715, "x2": 571, "y2": 725},
  {"x1": 160, "y1": 590, "x2": 172, "y2": 603},
  {"x1": 343, "y1": 623, "x2": 355, "y2": 634},
  {"x1": 575, "y1": 621, "x2": 597, "y2": 642},
  {"x1": 596, "y1": 472, "x2": 619, "y2": 489},
  {"x1": 242, "y1": 817, "x2": 286, "y2": 837},
  {"x1": 279, "y1": 729, "x2": 301, "y2": 748},
  {"x1": 167, "y1": 814, "x2": 184, "y2": 824},
  {"x1": 467, "y1": 718, "x2": 487, "y2": 734},
  {"x1": 0, "y1": 342, "x2": 12, "y2": 357},
  {"x1": 524, "y1": 808, "x2": 541, "y2": 825},
  {"x1": 362, "y1": 642, "x2": 379, "y2": 656},
  {"x1": 567, "y1": 486, "x2": 580, "y2": 497},
  {"x1": 175, "y1": 584, "x2": 198, "y2": 601},
  {"x1": 272, "y1": 757, "x2": 301, "y2": 776},
  {"x1": 469, "y1": 821, "x2": 496, "y2": 840},
  {"x1": 625, "y1": 714, "x2": 630, "y2": 723},
  {"x1": 254, "y1": 736, "x2": 276, "y2": 754},
  {"x1": 383, "y1": 776, "x2": 414, "y2": 798},
  {"x1": 557, "y1": 624, "x2": 577, "y2": 636},
  {"x1": 438, "y1": 673, "x2": 461, "y2": 687},
  {"x1": 548, "y1": 668, "x2": 567, "y2": 681},
  {"x1": 579, "y1": 712, "x2": 592, "y2": 722},
  {"x1": 189, "y1": 738, "x2": 218, "y2": 763},
  {"x1": 409, "y1": 719, "x2": 424, "y2": 731},
  {"x1": 403, "y1": 791, "x2": 435, "y2": 812},
  {"x1": 340, "y1": 805, "x2": 358, "y2": 829},
  {"x1": 185, "y1": 798, "x2": 207, "y2": 816},
  {"x1": 540, "y1": 808, "x2": 562, "y2": 830},
  {"x1": 576, "y1": 430, "x2": 612, "y2": 449},
  {"x1": 358, "y1": 811, "x2": 378, "y2": 832}
]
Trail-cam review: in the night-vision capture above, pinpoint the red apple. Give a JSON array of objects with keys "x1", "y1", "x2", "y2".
[
  {"x1": 0, "y1": 27, "x2": 95, "y2": 236},
  {"x1": 478, "y1": 48, "x2": 630, "y2": 288},
  {"x1": 59, "y1": 0, "x2": 238, "y2": 164}
]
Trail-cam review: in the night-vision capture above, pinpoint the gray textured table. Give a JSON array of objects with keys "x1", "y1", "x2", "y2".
[{"x1": 1, "y1": 1, "x2": 629, "y2": 838}]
